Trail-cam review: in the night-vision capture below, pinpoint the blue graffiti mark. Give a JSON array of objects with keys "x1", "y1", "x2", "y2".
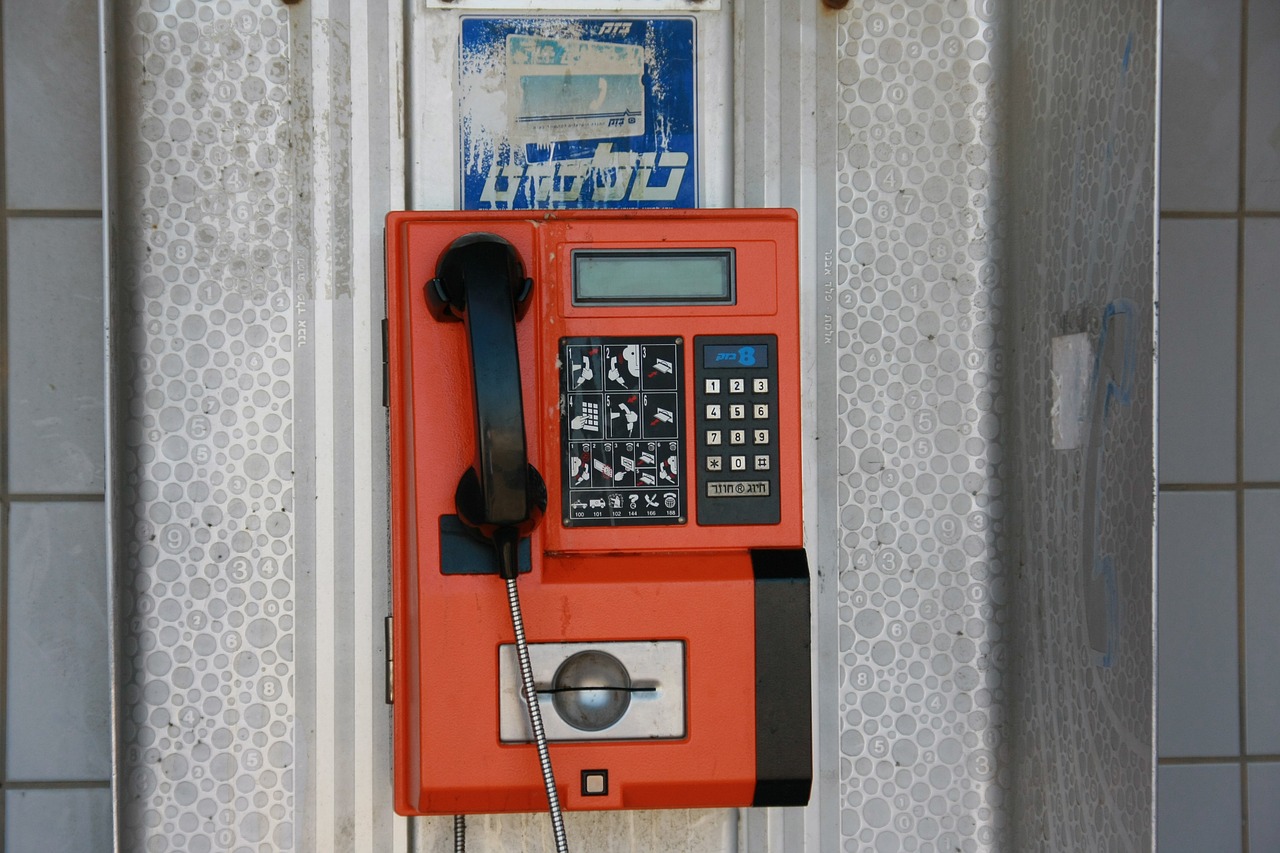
[{"x1": 1082, "y1": 300, "x2": 1137, "y2": 668}]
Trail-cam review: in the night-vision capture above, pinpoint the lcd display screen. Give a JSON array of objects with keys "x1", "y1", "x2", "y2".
[{"x1": 573, "y1": 249, "x2": 735, "y2": 305}]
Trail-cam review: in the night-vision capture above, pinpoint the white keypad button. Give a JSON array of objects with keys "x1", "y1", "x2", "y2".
[
  {"x1": 706, "y1": 429, "x2": 722, "y2": 446},
  {"x1": 754, "y1": 454, "x2": 771, "y2": 471},
  {"x1": 705, "y1": 404, "x2": 722, "y2": 420},
  {"x1": 730, "y1": 429, "x2": 746, "y2": 445},
  {"x1": 705, "y1": 378, "x2": 721, "y2": 394},
  {"x1": 729, "y1": 378, "x2": 746, "y2": 394},
  {"x1": 706, "y1": 456, "x2": 723, "y2": 471},
  {"x1": 730, "y1": 455, "x2": 747, "y2": 471},
  {"x1": 729, "y1": 404, "x2": 746, "y2": 420},
  {"x1": 753, "y1": 403, "x2": 769, "y2": 419},
  {"x1": 754, "y1": 429, "x2": 770, "y2": 445},
  {"x1": 753, "y1": 377, "x2": 769, "y2": 394}
]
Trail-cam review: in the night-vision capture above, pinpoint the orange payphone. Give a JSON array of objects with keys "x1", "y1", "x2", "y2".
[{"x1": 385, "y1": 209, "x2": 811, "y2": 823}]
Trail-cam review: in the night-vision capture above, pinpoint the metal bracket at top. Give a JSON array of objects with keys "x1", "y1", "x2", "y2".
[{"x1": 426, "y1": 0, "x2": 720, "y2": 10}]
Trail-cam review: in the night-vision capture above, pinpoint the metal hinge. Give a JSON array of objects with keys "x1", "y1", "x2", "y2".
[
  {"x1": 384, "y1": 616, "x2": 394, "y2": 704},
  {"x1": 381, "y1": 318, "x2": 390, "y2": 408}
]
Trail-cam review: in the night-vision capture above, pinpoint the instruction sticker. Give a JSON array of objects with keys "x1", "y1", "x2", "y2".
[
  {"x1": 508, "y1": 35, "x2": 645, "y2": 144},
  {"x1": 459, "y1": 17, "x2": 697, "y2": 209}
]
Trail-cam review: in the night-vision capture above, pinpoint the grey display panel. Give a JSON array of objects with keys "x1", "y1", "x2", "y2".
[{"x1": 572, "y1": 250, "x2": 735, "y2": 305}]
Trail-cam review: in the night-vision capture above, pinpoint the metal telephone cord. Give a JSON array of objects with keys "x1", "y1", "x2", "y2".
[
  {"x1": 499, "y1": 530, "x2": 569, "y2": 853},
  {"x1": 449, "y1": 540, "x2": 568, "y2": 853}
]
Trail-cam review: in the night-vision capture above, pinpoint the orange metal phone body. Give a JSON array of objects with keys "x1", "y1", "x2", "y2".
[{"x1": 386, "y1": 209, "x2": 805, "y2": 815}]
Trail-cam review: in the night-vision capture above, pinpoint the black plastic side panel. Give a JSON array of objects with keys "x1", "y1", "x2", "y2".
[
  {"x1": 752, "y1": 548, "x2": 813, "y2": 807},
  {"x1": 438, "y1": 515, "x2": 532, "y2": 575}
]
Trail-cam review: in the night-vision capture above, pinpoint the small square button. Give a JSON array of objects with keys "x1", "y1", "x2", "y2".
[
  {"x1": 705, "y1": 404, "x2": 722, "y2": 420},
  {"x1": 753, "y1": 377, "x2": 769, "y2": 394},
  {"x1": 729, "y1": 378, "x2": 746, "y2": 394},
  {"x1": 730, "y1": 429, "x2": 746, "y2": 445},
  {"x1": 705, "y1": 378, "x2": 721, "y2": 394},
  {"x1": 731, "y1": 455, "x2": 747, "y2": 471},
  {"x1": 754, "y1": 454, "x2": 771, "y2": 471},
  {"x1": 706, "y1": 430, "x2": 722, "y2": 446},
  {"x1": 582, "y1": 770, "x2": 608, "y2": 796},
  {"x1": 706, "y1": 456, "x2": 722, "y2": 471},
  {"x1": 753, "y1": 404, "x2": 769, "y2": 420},
  {"x1": 754, "y1": 429, "x2": 770, "y2": 445},
  {"x1": 729, "y1": 404, "x2": 746, "y2": 420}
]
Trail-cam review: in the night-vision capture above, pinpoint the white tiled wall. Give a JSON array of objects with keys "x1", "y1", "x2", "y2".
[
  {"x1": 1158, "y1": 0, "x2": 1280, "y2": 848},
  {"x1": 1157, "y1": 219, "x2": 1236, "y2": 484},
  {"x1": 1157, "y1": 492, "x2": 1238, "y2": 757},
  {"x1": 3, "y1": 788, "x2": 111, "y2": 853},
  {"x1": 1, "y1": 0, "x2": 111, "y2": 850}
]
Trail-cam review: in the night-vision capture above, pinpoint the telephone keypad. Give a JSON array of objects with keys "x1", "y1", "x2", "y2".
[{"x1": 693, "y1": 335, "x2": 782, "y2": 526}]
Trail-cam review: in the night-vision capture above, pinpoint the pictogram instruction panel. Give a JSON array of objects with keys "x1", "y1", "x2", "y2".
[{"x1": 560, "y1": 337, "x2": 686, "y2": 526}]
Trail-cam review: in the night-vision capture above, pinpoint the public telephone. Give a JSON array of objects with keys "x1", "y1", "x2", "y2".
[{"x1": 385, "y1": 209, "x2": 811, "y2": 819}]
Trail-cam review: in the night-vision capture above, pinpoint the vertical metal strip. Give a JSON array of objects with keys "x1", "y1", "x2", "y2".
[
  {"x1": 99, "y1": 0, "x2": 120, "y2": 847},
  {"x1": 1149, "y1": 3, "x2": 1163, "y2": 848},
  {"x1": 349, "y1": 5, "x2": 376, "y2": 849},
  {"x1": 735, "y1": 2, "x2": 838, "y2": 848},
  {"x1": 781, "y1": 3, "x2": 840, "y2": 851},
  {"x1": 804, "y1": 7, "x2": 841, "y2": 852},
  {"x1": 309, "y1": 2, "x2": 338, "y2": 850}
]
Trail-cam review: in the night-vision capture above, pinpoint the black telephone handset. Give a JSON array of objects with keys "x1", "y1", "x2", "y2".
[
  {"x1": 426, "y1": 233, "x2": 547, "y2": 578},
  {"x1": 426, "y1": 234, "x2": 568, "y2": 850}
]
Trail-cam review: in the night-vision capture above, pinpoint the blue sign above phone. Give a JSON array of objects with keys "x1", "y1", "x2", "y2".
[{"x1": 458, "y1": 17, "x2": 698, "y2": 210}]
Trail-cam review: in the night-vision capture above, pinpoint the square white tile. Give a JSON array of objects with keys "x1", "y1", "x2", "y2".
[
  {"x1": 5, "y1": 218, "x2": 105, "y2": 493},
  {"x1": 5, "y1": 788, "x2": 112, "y2": 853},
  {"x1": 1244, "y1": 220, "x2": 1280, "y2": 480},
  {"x1": 1245, "y1": 491, "x2": 1280, "y2": 753},
  {"x1": 1157, "y1": 763, "x2": 1242, "y2": 853},
  {"x1": 6, "y1": 503, "x2": 110, "y2": 781},
  {"x1": 2, "y1": 0, "x2": 102, "y2": 209},
  {"x1": 1158, "y1": 219, "x2": 1237, "y2": 484},
  {"x1": 1246, "y1": 0, "x2": 1280, "y2": 209},
  {"x1": 1160, "y1": 0, "x2": 1241, "y2": 211},
  {"x1": 1158, "y1": 492, "x2": 1239, "y2": 757},
  {"x1": 1249, "y1": 762, "x2": 1280, "y2": 852}
]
